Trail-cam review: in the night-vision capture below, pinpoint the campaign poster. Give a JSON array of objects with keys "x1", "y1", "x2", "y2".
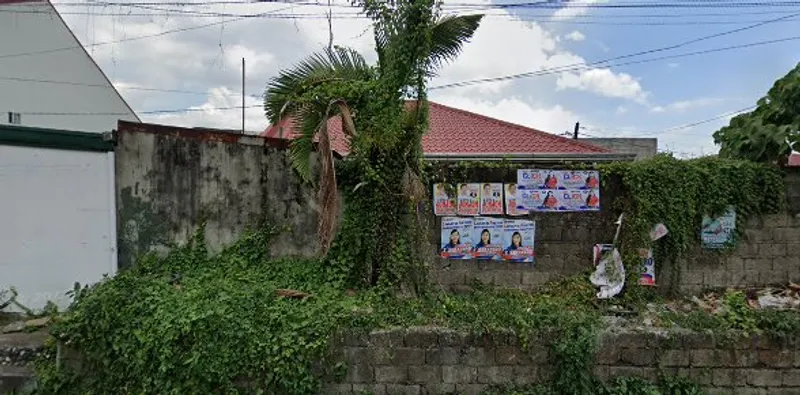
[
  {"x1": 502, "y1": 219, "x2": 535, "y2": 263},
  {"x1": 440, "y1": 217, "x2": 473, "y2": 260},
  {"x1": 518, "y1": 169, "x2": 560, "y2": 189},
  {"x1": 517, "y1": 169, "x2": 601, "y2": 212},
  {"x1": 701, "y1": 206, "x2": 736, "y2": 249},
  {"x1": 471, "y1": 217, "x2": 504, "y2": 260},
  {"x1": 457, "y1": 183, "x2": 480, "y2": 216},
  {"x1": 480, "y1": 183, "x2": 504, "y2": 215},
  {"x1": 638, "y1": 248, "x2": 656, "y2": 286},
  {"x1": 432, "y1": 183, "x2": 456, "y2": 216},
  {"x1": 504, "y1": 183, "x2": 527, "y2": 216}
]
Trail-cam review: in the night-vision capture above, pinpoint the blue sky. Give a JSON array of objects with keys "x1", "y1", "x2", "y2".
[{"x1": 54, "y1": 0, "x2": 800, "y2": 157}]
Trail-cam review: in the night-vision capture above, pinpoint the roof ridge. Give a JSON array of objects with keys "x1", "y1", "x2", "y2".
[{"x1": 427, "y1": 101, "x2": 610, "y2": 153}]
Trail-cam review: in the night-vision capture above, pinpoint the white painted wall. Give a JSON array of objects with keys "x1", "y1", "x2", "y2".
[
  {"x1": 0, "y1": 0, "x2": 139, "y2": 133},
  {"x1": 0, "y1": 145, "x2": 117, "y2": 311}
]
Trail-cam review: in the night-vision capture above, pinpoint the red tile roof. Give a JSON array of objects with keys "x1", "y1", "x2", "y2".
[
  {"x1": 261, "y1": 101, "x2": 610, "y2": 156},
  {"x1": 789, "y1": 153, "x2": 800, "y2": 167}
]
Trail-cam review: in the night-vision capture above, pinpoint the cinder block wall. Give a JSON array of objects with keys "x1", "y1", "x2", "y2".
[
  {"x1": 325, "y1": 327, "x2": 800, "y2": 395},
  {"x1": 430, "y1": 168, "x2": 800, "y2": 295}
]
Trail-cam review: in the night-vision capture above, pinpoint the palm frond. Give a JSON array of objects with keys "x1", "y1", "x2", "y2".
[
  {"x1": 264, "y1": 46, "x2": 372, "y2": 124},
  {"x1": 427, "y1": 14, "x2": 483, "y2": 75}
]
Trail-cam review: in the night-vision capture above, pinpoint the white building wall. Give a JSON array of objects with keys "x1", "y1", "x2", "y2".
[
  {"x1": 0, "y1": 145, "x2": 117, "y2": 311},
  {"x1": 0, "y1": 0, "x2": 139, "y2": 133}
]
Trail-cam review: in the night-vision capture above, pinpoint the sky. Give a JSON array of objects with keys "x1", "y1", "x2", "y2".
[{"x1": 47, "y1": 0, "x2": 800, "y2": 157}]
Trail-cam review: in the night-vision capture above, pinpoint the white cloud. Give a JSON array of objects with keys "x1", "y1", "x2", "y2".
[
  {"x1": 649, "y1": 97, "x2": 725, "y2": 114},
  {"x1": 564, "y1": 31, "x2": 585, "y2": 42},
  {"x1": 668, "y1": 63, "x2": 680, "y2": 69},
  {"x1": 615, "y1": 106, "x2": 628, "y2": 115},
  {"x1": 431, "y1": 94, "x2": 579, "y2": 135},
  {"x1": 552, "y1": 0, "x2": 608, "y2": 20},
  {"x1": 145, "y1": 87, "x2": 267, "y2": 133},
  {"x1": 556, "y1": 68, "x2": 647, "y2": 103}
]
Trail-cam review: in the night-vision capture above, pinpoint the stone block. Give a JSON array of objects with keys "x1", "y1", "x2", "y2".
[
  {"x1": 658, "y1": 349, "x2": 690, "y2": 367},
  {"x1": 608, "y1": 366, "x2": 657, "y2": 381},
  {"x1": 521, "y1": 272, "x2": 548, "y2": 286},
  {"x1": 725, "y1": 256, "x2": 745, "y2": 271},
  {"x1": 426, "y1": 348, "x2": 460, "y2": 365},
  {"x1": 746, "y1": 369, "x2": 782, "y2": 387},
  {"x1": 744, "y1": 258, "x2": 771, "y2": 271},
  {"x1": 525, "y1": 345, "x2": 550, "y2": 364},
  {"x1": 737, "y1": 243, "x2": 760, "y2": 258},
  {"x1": 619, "y1": 348, "x2": 655, "y2": 366},
  {"x1": 374, "y1": 348, "x2": 426, "y2": 366},
  {"x1": 384, "y1": 384, "x2": 421, "y2": 395},
  {"x1": 422, "y1": 383, "x2": 455, "y2": 395},
  {"x1": 343, "y1": 333, "x2": 370, "y2": 347},
  {"x1": 712, "y1": 368, "x2": 747, "y2": 387},
  {"x1": 744, "y1": 229, "x2": 770, "y2": 243},
  {"x1": 512, "y1": 365, "x2": 539, "y2": 385},
  {"x1": 477, "y1": 366, "x2": 513, "y2": 384},
  {"x1": 758, "y1": 349, "x2": 793, "y2": 368},
  {"x1": 731, "y1": 349, "x2": 759, "y2": 367},
  {"x1": 408, "y1": 365, "x2": 441, "y2": 385},
  {"x1": 678, "y1": 331, "x2": 715, "y2": 350},
  {"x1": 704, "y1": 271, "x2": 732, "y2": 288},
  {"x1": 773, "y1": 227, "x2": 800, "y2": 242},
  {"x1": 592, "y1": 366, "x2": 610, "y2": 380},
  {"x1": 454, "y1": 384, "x2": 485, "y2": 395},
  {"x1": 741, "y1": 270, "x2": 760, "y2": 286},
  {"x1": 375, "y1": 366, "x2": 408, "y2": 383},
  {"x1": 345, "y1": 347, "x2": 373, "y2": 365},
  {"x1": 404, "y1": 329, "x2": 438, "y2": 348},
  {"x1": 346, "y1": 364, "x2": 374, "y2": 383},
  {"x1": 435, "y1": 270, "x2": 466, "y2": 286},
  {"x1": 323, "y1": 383, "x2": 353, "y2": 395},
  {"x1": 760, "y1": 267, "x2": 789, "y2": 285},
  {"x1": 679, "y1": 368, "x2": 712, "y2": 385},
  {"x1": 493, "y1": 271, "x2": 522, "y2": 287},
  {"x1": 783, "y1": 370, "x2": 800, "y2": 387},
  {"x1": 690, "y1": 349, "x2": 718, "y2": 367},
  {"x1": 787, "y1": 243, "x2": 800, "y2": 257},
  {"x1": 371, "y1": 330, "x2": 406, "y2": 348},
  {"x1": 460, "y1": 348, "x2": 493, "y2": 366},
  {"x1": 352, "y1": 384, "x2": 387, "y2": 395},
  {"x1": 437, "y1": 330, "x2": 465, "y2": 347},
  {"x1": 494, "y1": 346, "x2": 524, "y2": 365},
  {"x1": 468, "y1": 272, "x2": 494, "y2": 286},
  {"x1": 442, "y1": 366, "x2": 477, "y2": 384},
  {"x1": 762, "y1": 243, "x2": 788, "y2": 258}
]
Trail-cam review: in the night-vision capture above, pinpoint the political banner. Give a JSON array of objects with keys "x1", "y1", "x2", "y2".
[
  {"x1": 432, "y1": 183, "x2": 457, "y2": 216},
  {"x1": 440, "y1": 217, "x2": 473, "y2": 260},
  {"x1": 472, "y1": 217, "x2": 504, "y2": 260},
  {"x1": 479, "y1": 183, "x2": 503, "y2": 215},
  {"x1": 517, "y1": 169, "x2": 600, "y2": 212},
  {"x1": 504, "y1": 183, "x2": 527, "y2": 216},
  {"x1": 638, "y1": 248, "x2": 656, "y2": 286},
  {"x1": 701, "y1": 206, "x2": 736, "y2": 249},
  {"x1": 457, "y1": 183, "x2": 480, "y2": 216},
  {"x1": 502, "y1": 219, "x2": 535, "y2": 263}
]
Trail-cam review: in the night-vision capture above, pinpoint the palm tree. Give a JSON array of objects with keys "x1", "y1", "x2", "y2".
[{"x1": 264, "y1": 0, "x2": 482, "y2": 262}]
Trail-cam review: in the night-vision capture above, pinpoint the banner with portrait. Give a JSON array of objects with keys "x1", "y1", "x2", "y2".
[{"x1": 440, "y1": 217, "x2": 473, "y2": 259}]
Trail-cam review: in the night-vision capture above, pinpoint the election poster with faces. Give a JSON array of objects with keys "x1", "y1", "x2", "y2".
[
  {"x1": 457, "y1": 183, "x2": 480, "y2": 216},
  {"x1": 471, "y1": 217, "x2": 504, "y2": 260},
  {"x1": 480, "y1": 183, "x2": 503, "y2": 215},
  {"x1": 440, "y1": 217, "x2": 473, "y2": 260},
  {"x1": 432, "y1": 183, "x2": 457, "y2": 216},
  {"x1": 517, "y1": 169, "x2": 601, "y2": 212}
]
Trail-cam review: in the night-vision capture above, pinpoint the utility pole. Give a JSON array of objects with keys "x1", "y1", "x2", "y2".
[
  {"x1": 241, "y1": 57, "x2": 246, "y2": 134},
  {"x1": 573, "y1": 121, "x2": 580, "y2": 139}
]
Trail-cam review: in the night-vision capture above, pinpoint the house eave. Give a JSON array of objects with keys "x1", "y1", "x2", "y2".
[{"x1": 422, "y1": 152, "x2": 637, "y2": 162}]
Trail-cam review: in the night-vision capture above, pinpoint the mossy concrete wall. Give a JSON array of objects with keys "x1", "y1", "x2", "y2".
[{"x1": 114, "y1": 121, "x2": 321, "y2": 269}]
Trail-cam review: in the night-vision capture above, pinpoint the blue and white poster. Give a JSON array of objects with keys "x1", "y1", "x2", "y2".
[
  {"x1": 701, "y1": 206, "x2": 736, "y2": 249},
  {"x1": 440, "y1": 217, "x2": 473, "y2": 259},
  {"x1": 502, "y1": 219, "x2": 535, "y2": 263},
  {"x1": 471, "y1": 217, "x2": 504, "y2": 260}
]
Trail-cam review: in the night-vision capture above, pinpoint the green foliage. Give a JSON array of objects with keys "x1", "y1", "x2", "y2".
[
  {"x1": 714, "y1": 62, "x2": 800, "y2": 164},
  {"x1": 599, "y1": 155, "x2": 785, "y2": 291}
]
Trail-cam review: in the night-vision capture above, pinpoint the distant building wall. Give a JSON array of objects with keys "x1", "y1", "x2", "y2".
[
  {"x1": 583, "y1": 138, "x2": 658, "y2": 160},
  {"x1": 0, "y1": 0, "x2": 138, "y2": 133},
  {"x1": 0, "y1": 125, "x2": 117, "y2": 311}
]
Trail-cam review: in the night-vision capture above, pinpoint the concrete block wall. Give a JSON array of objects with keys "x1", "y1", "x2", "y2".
[
  {"x1": 114, "y1": 121, "x2": 321, "y2": 269},
  {"x1": 431, "y1": 168, "x2": 800, "y2": 295},
  {"x1": 325, "y1": 327, "x2": 800, "y2": 395}
]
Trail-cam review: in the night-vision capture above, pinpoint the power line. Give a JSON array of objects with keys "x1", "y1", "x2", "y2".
[
  {"x1": 430, "y1": 35, "x2": 800, "y2": 90},
  {"x1": 0, "y1": 4, "x2": 298, "y2": 61},
  {"x1": 429, "y1": 8, "x2": 800, "y2": 90},
  {"x1": 634, "y1": 106, "x2": 757, "y2": 137},
  {"x1": 18, "y1": 104, "x2": 264, "y2": 116}
]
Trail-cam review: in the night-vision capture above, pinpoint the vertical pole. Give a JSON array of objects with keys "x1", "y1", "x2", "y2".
[
  {"x1": 242, "y1": 57, "x2": 246, "y2": 134},
  {"x1": 573, "y1": 122, "x2": 580, "y2": 139}
]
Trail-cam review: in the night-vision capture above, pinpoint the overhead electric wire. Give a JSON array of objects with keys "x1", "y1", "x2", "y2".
[
  {"x1": 0, "y1": 4, "x2": 298, "y2": 61},
  {"x1": 632, "y1": 106, "x2": 758, "y2": 137},
  {"x1": 19, "y1": 104, "x2": 264, "y2": 116},
  {"x1": 429, "y1": 10, "x2": 800, "y2": 90}
]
